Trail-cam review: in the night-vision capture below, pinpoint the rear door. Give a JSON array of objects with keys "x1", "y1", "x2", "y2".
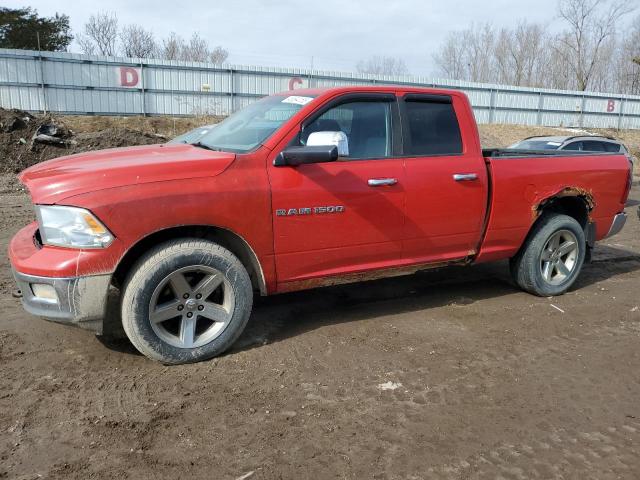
[
  {"x1": 267, "y1": 93, "x2": 406, "y2": 285},
  {"x1": 400, "y1": 94, "x2": 489, "y2": 263}
]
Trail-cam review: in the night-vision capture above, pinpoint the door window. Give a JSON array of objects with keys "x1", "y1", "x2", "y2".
[
  {"x1": 403, "y1": 100, "x2": 463, "y2": 155},
  {"x1": 302, "y1": 101, "x2": 392, "y2": 160}
]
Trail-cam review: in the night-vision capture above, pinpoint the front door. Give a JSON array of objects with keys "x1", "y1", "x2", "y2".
[{"x1": 268, "y1": 95, "x2": 406, "y2": 286}]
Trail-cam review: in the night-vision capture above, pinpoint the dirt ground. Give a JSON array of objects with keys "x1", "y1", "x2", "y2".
[{"x1": 1, "y1": 115, "x2": 640, "y2": 479}]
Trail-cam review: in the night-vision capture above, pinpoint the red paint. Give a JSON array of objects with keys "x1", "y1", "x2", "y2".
[
  {"x1": 119, "y1": 67, "x2": 139, "y2": 87},
  {"x1": 9, "y1": 86, "x2": 631, "y2": 295},
  {"x1": 288, "y1": 77, "x2": 303, "y2": 90},
  {"x1": 607, "y1": 99, "x2": 616, "y2": 112}
]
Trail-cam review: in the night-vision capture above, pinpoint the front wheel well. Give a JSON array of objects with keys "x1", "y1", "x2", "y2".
[{"x1": 112, "y1": 225, "x2": 266, "y2": 295}]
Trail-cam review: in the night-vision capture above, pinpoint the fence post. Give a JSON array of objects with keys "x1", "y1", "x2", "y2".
[
  {"x1": 36, "y1": 34, "x2": 48, "y2": 114},
  {"x1": 229, "y1": 67, "x2": 235, "y2": 114},
  {"x1": 140, "y1": 62, "x2": 146, "y2": 116},
  {"x1": 489, "y1": 88, "x2": 496, "y2": 124},
  {"x1": 536, "y1": 92, "x2": 544, "y2": 126},
  {"x1": 617, "y1": 97, "x2": 624, "y2": 130}
]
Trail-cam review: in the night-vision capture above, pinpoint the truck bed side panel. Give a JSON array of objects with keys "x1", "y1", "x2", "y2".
[{"x1": 476, "y1": 154, "x2": 629, "y2": 263}]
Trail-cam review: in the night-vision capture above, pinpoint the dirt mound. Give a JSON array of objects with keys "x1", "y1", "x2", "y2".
[
  {"x1": 0, "y1": 108, "x2": 165, "y2": 174},
  {"x1": 73, "y1": 128, "x2": 165, "y2": 150},
  {"x1": 0, "y1": 108, "x2": 34, "y2": 133}
]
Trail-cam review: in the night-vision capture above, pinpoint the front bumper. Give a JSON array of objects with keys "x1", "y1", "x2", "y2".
[
  {"x1": 12, "y1": 269, "x2": 111, "y2": 333},
  {"x1": 8, "y1": 221, "x2": 122, "y2": 334}
]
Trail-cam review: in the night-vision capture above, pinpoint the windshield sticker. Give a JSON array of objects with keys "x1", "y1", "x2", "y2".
[
  {"x1": 547, "y1": 141, "x2": 562, "y2": 146},
  {"x1": 281, "y1": 95, "x2": 314, "y2": 106}
]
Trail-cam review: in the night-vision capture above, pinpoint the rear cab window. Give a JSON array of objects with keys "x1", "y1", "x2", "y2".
[{"x1": 401, "y1": 95, "x2": 463, "y2": 156}]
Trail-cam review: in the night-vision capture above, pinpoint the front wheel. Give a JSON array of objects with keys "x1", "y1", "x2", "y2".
[
  {"x1": 121, "y1": 239, "x2": 253, "y2": 364},
  {"x1": 510, "y1": 214, "x2": 586, "y2": 297}
]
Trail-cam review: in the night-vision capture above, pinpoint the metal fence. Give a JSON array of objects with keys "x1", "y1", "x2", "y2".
[{"x1": 1, "y1": 48, "x2": 640, "y2": 129}]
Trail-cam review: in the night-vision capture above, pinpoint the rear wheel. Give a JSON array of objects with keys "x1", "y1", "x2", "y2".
[
  {"x1": 510, "y1": 214, "x2": 586, "y2": 297},
  {"x1": 121, "y1": 239, "x2": 253, "y2": 364}
]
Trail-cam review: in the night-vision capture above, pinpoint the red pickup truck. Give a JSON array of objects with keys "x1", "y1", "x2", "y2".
[{"x1": 9, "y1": 86, "x2": 632, "y2": 364}]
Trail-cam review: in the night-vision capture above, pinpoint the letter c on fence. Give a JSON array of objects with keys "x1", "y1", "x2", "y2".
[
  {"x1": 607, "y1": 99, "x2": 615, "y2": 112},
  {"x1": 120, "y1": 67, "x2": 139, "y2": 87},
  {"x1": 288, "y1": 77, "x2": 303, "y2": 90}
]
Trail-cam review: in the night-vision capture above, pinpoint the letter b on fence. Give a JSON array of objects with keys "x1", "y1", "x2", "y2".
[{"x1": 607, "y1": 99, "x2": 616, "y2": 113}]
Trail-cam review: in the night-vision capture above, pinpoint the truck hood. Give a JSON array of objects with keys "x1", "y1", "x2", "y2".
[{"x1": 19, "y1": 144, "x2": 236, "y2": 204}]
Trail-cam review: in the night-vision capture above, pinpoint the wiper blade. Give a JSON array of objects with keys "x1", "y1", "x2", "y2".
[{"x1": 190, "y1": 141, "x2": 220, "y2": 151}]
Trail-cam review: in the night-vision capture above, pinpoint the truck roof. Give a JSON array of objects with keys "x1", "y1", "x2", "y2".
[{"x1": 275, "y1": 85, "x2": 465, "y2": 98}]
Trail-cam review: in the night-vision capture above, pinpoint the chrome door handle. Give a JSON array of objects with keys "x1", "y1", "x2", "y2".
[
  {"x1": 368, "y1": 178, "x2": 398, "y2": 187},
  {"x1": 453, "y1": 173, "x2": 478, "y2": 182}
]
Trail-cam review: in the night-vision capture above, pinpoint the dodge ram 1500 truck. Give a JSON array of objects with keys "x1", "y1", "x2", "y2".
[{"x1": 9, "y1": 86, "x2": 632, "y2": 364}]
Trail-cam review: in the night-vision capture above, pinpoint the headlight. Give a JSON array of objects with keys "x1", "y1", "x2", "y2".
[{"x1": 35, "y1": 205, "x2": 114, "y2": 248}]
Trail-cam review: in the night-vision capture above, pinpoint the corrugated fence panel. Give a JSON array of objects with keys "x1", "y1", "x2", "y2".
[
  {"x1": 1, "y1": 48, "x2": 639, "y2": 129},
  {"x1": 623, "y1": 99, "x2": 640, "y2": 116}
]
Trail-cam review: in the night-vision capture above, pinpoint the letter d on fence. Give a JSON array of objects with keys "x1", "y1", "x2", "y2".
[{"x1": 119, "y1": 67, "x2": 140, "y2": 87}]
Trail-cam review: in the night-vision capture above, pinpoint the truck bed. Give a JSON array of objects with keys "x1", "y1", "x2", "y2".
[{"x1": 477, "y1": 150, "x2": 630, "y2": 264}]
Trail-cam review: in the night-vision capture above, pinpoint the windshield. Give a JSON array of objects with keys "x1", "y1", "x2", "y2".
[
  {"x1": 509, "y1": 139, "x2": 563, "y2": 150},
  {"x1": 194, "y1": 94, "x2": 317, "y2": 153},
  {"x1": 168, "y1": 125, "x2": 216, "y2": 144}
]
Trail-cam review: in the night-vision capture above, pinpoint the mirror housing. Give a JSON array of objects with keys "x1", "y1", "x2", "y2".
[
  {"x1": 274, "y1": 145, "x2": 338, "y2": 167},
  {"x1": 306, "y1": 131, "x2": 349, "y2": 157}
]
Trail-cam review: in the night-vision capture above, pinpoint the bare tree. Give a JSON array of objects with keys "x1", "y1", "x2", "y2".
[
  {"x1": 356, "y1": 56, "x2": 409, "y2": 76},
  {"x1": 494, "y1": 22, "x2": 547, "y2": 86},
  {"x1": 77, "y1": 11, "x2": 119, "y2": 56},
  {"x1": 433, "y1": 32, "x2": 467, "y2": 80},
  {"x1": 161, "y1": 32, "x2": 183, "y2": 60},
  {"x1": 159, "y1": 32, "x2": 228, "y2": 64},
  {"x1": 76, "y1": 35, "x2": 96, "y2": 55},
  {"x1": 182, "y1": 32, "x2": 208, "y2": 62},
  {"x1": 432, "y1": 23, "x2": 495, "y2": 83},
  {"x1": 120, "y1": 24, "x2": 157, "y2": 58},
  {"x1": 556, "y1": 0, "x2": 635, "y2": 90},
  {"x1": 465, "y1": 24, "x2": 495, "y2": 83},
  {"x1": 209, "y1": 46, "x2": 229, "y2": 65},
  {"x1": 544, "y1": 39, "x2": 575, "y2": 90},
  {"x1": 615, "y1": 15, "x2": 640, "y2": 93}
]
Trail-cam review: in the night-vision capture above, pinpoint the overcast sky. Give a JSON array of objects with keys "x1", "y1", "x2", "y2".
[{"x1": 7, "y1": 0, "x2": 567, "y2": 75}]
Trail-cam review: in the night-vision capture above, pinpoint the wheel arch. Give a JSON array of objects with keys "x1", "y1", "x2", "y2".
[
  {"x1": 112, "y1": 225, "x2": 267, "y2": 296},
  {"x1": 523, "y1": 187, "x2": 596, "y2": 253},
  {"x1": 533, "y1": 187, "x2": 594, "y2": 229}
]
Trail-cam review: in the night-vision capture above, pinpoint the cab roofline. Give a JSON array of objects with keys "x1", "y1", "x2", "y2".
[{"x1": 273, "y1": 85, "x2": 467, "y2": 98}]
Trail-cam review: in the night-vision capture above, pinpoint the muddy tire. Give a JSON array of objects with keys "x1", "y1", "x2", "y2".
[
  {"x1": 510, "y1": 214, "x2": 586, "y2": 297},
  {"x1": 121, "y1": 239, "x2": 253, "y2": 364}
]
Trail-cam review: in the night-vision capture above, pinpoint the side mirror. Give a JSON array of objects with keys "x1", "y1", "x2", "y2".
[
  {"x1": 307, "y1": 131, "x2": 349, "y2": 157},
  {"x1": 274, "y1": 145, "x2": 338, "y2": 167}
]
